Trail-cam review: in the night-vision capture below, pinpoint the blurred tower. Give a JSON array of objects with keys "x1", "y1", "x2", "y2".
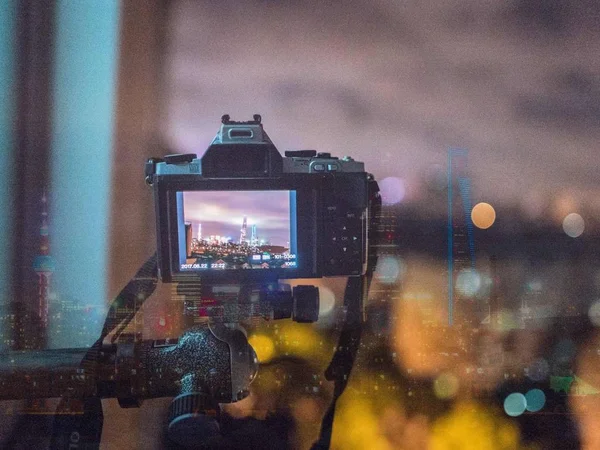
[
  {"x1": 197, "y1": 223, "x2": 202, "y2": 241},
  {"x1": 447, "y1": 148, "x2": 476, "y2": 326},
  {"x1": 250, "y1": 224, "x2": 257, "y2": 246},
  {"x1": 32, "y1": 193, "x2": 54, "y2": 340},
  {"x1": 240, "y1": 216, "x2": 247, "y2": 244}
]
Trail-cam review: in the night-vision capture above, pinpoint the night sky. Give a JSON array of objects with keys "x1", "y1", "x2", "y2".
[
  {"x1": 165, "y1": 0, "x2": 600, "y2": 220},
  {"x1": 182, "y1": 190, "x2": 292, "y2": 246}
]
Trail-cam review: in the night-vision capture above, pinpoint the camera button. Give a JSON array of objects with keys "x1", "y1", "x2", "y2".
[
  {"x1": 313, "y1": 163, "x2": 326, "y2": 172},
  {"x1": 327, "y1": 164, "x2": 339, "y2": 172}
]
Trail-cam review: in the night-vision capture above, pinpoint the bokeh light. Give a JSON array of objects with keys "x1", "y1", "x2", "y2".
[
  {"x1": 525, "y1": 389, "x2": 546, "y2": 412},
  {"x1": 496, "y1": 309, "x2": 518, "y2": 331},
  {"x1": 471, "y1": 202, "x2": 496, "y2": 229},
  {"x1": 527, "y1": 358, "x2": 550, "y2": 382},
  {"x1": 248, "y1": 333, "x2": 275, "y2": 363},
  {"x1": 375, "y1": 255, "x2": 406, "y2": 284},
  {"x1": 588, "y1": 300, "x2": 600, "y2": 327},
  {"x1": 562, "y1": 212, "x2": 584, "y2": 238},
  {"x1": 456, "y1": 268, "x2": 481, "y2": 297},
  {"x1": 379, "y1": 177, "x2": 406, "y2": 205},
  {"x1": 431, "y1": 401, "x2": 520, "y2": 449},
  {"x1": 553, "y1": 194, "x2": 578, "y2": 223},
  {"x1": 277, "y1": 322, "x2": 327, "y2": 364},
  {"x1": 552, "y1": 338, "x2": 577, "y2": 360},
  {"x1": 434, "y1": 372, "x2": 460, "y2": 400},
  {"x1": 503, "y1": 393, "x2": 527, "y2": 417}
]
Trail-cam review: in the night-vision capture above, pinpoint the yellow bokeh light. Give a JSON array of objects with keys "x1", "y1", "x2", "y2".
[
  {"x1": 430, "y1": 401, "x2": 520, "y2": 450},
  {"x1": 434, "y1": 372, "x2": 460, "y2": 400},
  {"x1": 248, "y1": 333, "x2": 275, "y2": 363},
  {"x1": 471, "y1": 202, "x2": 496, "y2": 229}
]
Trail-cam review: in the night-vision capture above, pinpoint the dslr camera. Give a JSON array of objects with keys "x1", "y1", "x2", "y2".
[{"x1": 145, "y1": 114, "x2": 376, "y2": 284}]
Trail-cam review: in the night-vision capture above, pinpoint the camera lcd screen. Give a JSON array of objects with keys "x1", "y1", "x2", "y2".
[{"x1": 176, "y1": 190, "x2": 297, "y2": 272}]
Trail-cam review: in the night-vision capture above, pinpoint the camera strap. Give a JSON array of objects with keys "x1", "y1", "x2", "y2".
[
  {"x1": 49, "y1": 253, "x2": 159, "y2": 449},
  {"x1": 311, "y1": 275, "x2": 366, "y2": 450},
  {"x1": 312, "y1": 178, "x2": 380, "y2": 450}
]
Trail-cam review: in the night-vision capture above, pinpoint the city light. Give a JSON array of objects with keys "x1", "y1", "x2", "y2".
[
  {"x1": 503, "y1": 393, "x2": 527, "y2": 417},
  {"x1": 434, "y1": 372, "x2": 459, "y2": 399},
  {"x1": 588, "y1": 300, "x2": 600, "y2": 327},
  {"x1": 471, "y1": 202, "x2": 496, "y2": 229},
  {"x1": 562, "y1": 212, "x2": 584, "y2": 238},
  {"x1": 455, "y1": 268, "x2": 481, "y2": 297},
  {"x1": 374, "y1": 256, "x2": 406, "y2": 284},
  {"x1": 525, "y1": 389, "x2": 546, "y2": 412},
  {"x1": 379, "y1": 177, "x2": 406, "y2": 205}
]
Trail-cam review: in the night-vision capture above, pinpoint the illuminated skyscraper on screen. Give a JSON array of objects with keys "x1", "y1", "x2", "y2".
[{"x1": 240, "y1": 216, "x2": 248, "y2": 244}]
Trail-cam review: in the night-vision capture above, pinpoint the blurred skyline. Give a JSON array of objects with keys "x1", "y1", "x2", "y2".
[{"x1": 165, "y1": 0, "x2": 600, "y2": 221}]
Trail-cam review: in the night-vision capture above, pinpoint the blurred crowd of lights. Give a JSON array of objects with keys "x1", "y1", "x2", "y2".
[
  {"x1": 503, "y1": 389, "x2": 546, "y2": 416},
  {"x1": 467, "y1": 202, "x2": 591, "y2": 239}
]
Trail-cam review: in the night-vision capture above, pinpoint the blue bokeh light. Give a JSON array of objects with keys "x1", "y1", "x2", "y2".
[
  {"x1": 504, "y1": 392, "x2": 527, "y2": 417},
  {"x1": 525, "y1": 389, "x2": 546, "y2": 412}
]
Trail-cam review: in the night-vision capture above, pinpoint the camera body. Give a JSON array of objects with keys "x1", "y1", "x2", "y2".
[{"x1": 146, "y1": 115, "x2": 374, "y2": 283}]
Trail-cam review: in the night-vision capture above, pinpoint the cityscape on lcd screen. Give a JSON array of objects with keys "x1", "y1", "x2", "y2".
[{"x1": 181, "y1": 190, "x2": 296, "y2": 270}]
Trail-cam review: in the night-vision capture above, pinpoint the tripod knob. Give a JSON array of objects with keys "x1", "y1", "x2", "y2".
[
  {"x1": 168, "y1": 392, "x2": 220, "y2": 447},
  {"x1": 292, "y1": 285, "x2": 320, "y2": 323}
]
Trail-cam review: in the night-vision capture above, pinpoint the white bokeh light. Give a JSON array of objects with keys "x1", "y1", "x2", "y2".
[
  {"x1": 375, "y1": 256, "x2": 406, "y2": 284},
  {"x1": 455, "y1": 268, "x2": 481, "y2": 297},
  {"x1": 588, "y1": 300, "x2": 600, "y2": 327},
  {"x1": 562, "y1": 213, "x2": 584, "y2": 238},
  {"x1": 379, "y1": 177, "x2": 406, "y2": 205}
]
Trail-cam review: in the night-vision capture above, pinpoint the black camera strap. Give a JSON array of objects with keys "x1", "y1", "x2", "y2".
[
  {"x1": 311, "y1": 178, "x2": 380, "y2": 450},
  {"x1": 49, "y1": 253, "x2": 159, "y2": 449},
  {"x1": 310, "y1": 275, "x2": 366, "y2": 450}
]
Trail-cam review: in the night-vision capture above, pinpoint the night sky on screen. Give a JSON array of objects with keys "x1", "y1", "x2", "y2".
[
  {"x1": 165, "y1": 0, "x2": 600, "y2": 216},
  {"x1": 182, "y1": 190, "x2": 291, "y2": 246}
]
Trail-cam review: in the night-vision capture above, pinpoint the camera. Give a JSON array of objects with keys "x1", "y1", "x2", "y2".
[
  {"x1": 0, "y1": 116, "x2": 379, "y2": 449},
  {"x1": 145, "y1": 114, "x2": 375, "y2": 283}
]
